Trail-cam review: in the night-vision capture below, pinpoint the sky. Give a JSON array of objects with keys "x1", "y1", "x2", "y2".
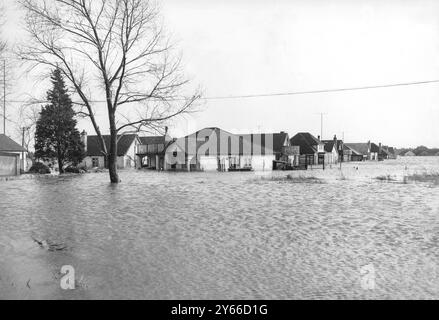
[{"x1": 2, "y1": 0, "x2": 439, "y2": 148}]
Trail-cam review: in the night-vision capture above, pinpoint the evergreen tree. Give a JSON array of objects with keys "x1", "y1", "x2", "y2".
[{"x1": 35, "y1": 68, "x2": 84, "y2": 173}]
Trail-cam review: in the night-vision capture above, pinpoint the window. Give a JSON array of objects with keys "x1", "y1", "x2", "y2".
[{"x1": 92, "y1": 157, "x2": 99, "y2": 168}]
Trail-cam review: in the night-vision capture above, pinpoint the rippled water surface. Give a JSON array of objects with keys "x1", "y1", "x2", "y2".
[{"x1": 1, "y1": 157, "x2": 439, "y2": 300}]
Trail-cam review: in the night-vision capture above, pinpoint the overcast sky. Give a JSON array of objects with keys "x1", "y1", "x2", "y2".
[{"x1": 2, "y1": 0, "x2": 439, "y2": 148}]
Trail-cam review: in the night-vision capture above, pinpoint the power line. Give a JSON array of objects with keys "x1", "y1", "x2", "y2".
[
  {"x1": 4, "y1": 79, "x2": 439, "y2": 104},
  {"x1": 202, "y1": 79, "x2": 439, "y2": 100}
]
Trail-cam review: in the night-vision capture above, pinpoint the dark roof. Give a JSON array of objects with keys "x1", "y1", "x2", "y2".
[
  {"x1": 380, "y1": 147, "x2": 391, "y2": 156},
  {"x1": 344, "y1": 143, "x2": 369, "y2": 155},
  {"x1": 290, "y1": 133, "x2": 322, "y2": 155},
  {"x1": 86, "y1": 134, "x2": 137, "y2": 157},
  {"x1": 272, "y1": 132, "x2": 289, "y2": 154},
  {"x1": 240, "y1": 132, "x2": 289, "y2": 154},
  {"x1": 0, "y1": 134, "x2": 26, "y2": 152},
  {"x1": 343, "y1": 144, "x2": 362, "y2": 156},
  {"x1": 170, "y1": 128, "x2": 286, "y2": 156},
  {"x1": 322, "y1": 139, "x2": 344, "y2": 153},
  {"x1": 139, "y1": 136, "x2": 165, "y2": 145},
  {"x1": 370, "y1": 143, "x2": 380, "y2": 153}
]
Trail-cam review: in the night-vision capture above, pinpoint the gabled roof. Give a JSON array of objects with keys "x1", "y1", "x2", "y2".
[
  {"x1": 86, "y1": 134, "x2": 137, "y2": 157},
  {"x1": 0, "y1": 134, "x2": 26, "y2": 152},
  {"x1": 370, "y1": 143, "x2": 380, "y2": 153},
  {"x1": 167, "y1": 127, "x2": 286, "y2": 156},
  {"x1": 380, "y1": 147, "x2": 391, "y2": 156},
  {"x1": 290, "y1": 132, "x2": 322, "y2": 155},
  {"x1": 272, "y1": 132, "x2": 289, "y2": 154},
  {"x1": 321, "y1": 139, "x2": 343, "y2": 153},
  {"x1": 240, "y1": 132, "x2": 289, "y2": 154},
  {"x1": 342, "y1": 144, "x2": 360, "y2": 156},
  {"x1": 139, "y1": 136, "x2": 165, "y2": 145},
  {"x1": 344, "y1": 143, "x2": 369, "y2": 155}
]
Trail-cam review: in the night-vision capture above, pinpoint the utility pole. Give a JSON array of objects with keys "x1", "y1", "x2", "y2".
[
  {"x1": 2, "y1": 60, "x2": 5, "y2": 135},
  {"x1": 22, "y1": 126, "x2": 26, "y2": 172},
  {"x1": 315, "y1": 113, "x2": 327, "y2": 140}
]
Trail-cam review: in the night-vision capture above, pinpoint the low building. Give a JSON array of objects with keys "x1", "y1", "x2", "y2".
[
  {"x1": 322, "y1": 135, "x2": 344, "y2": 165},
  {"x1": 80, "y1": 131, "x2": 140, "y2": 169},
  {"x1": 164, "y1": 127, "x2": 284, "y2": 172},
  {"x1": 344, "y1": 142, "x2": 378, "y2": 161},
  {"x1": 0, "y1": 134, "x2": 28, "y2": 174},
  {"x1": 290, "y1": 132, "x2": 325, "y2": 166},
  {"x1": 404, "y1": 151, "x2": 416, "y2": 157}
]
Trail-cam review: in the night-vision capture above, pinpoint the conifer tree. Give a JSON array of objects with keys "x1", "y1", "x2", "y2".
[{"x1": 35, "y1": 68, "x2": 84, "y2": 173}]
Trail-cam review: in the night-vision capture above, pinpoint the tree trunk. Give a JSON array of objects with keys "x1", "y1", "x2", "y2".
[
  {"x1": 58, "y1": 159, "x2": 64, "y2": 174},
  {"x1": 108, "y1": 113, "x2": 120, "y2": 183},
  {"x1": 57, "y1": 146, "x2": 64, "y2": 174}
]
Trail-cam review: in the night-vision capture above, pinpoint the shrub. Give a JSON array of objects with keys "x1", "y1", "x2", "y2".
[{"x1": 28, "y1": 162, "x2": 51, "y2": 174}]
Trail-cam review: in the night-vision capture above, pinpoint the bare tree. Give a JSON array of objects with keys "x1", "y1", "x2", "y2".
[
  {"x1": 19, "y1": 0, "x2": 200, "y2": 183},
  {"x1": 0, "y1": 4, "x2": 5, "y2": 55}
]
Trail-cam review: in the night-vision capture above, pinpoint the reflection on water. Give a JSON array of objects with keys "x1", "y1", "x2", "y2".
[{"x1": 0, "y1": 157, "x2": 439, "y2": 300}]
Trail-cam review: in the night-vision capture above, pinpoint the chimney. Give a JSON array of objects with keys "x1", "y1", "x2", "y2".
[
  {"x1": 318, "y1": 135, "x2": 321, "y2": 141},
  {"x1": 81, "y1": 130, "x2": 87, "y2": 152},
  {"x1": 164, "y1": 126, "x2": 171, "y2": 143}
]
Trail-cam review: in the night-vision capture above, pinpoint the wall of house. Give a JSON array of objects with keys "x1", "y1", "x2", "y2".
[
  {"x1": 252, "y1": 155, "x2": 275, "y2": 171},
  {"x1": 199, "y1": 156, "x2": 218, "y2": 171},
  {"x1": 0, "y1": 153, "x2": 19, "y2": 176},
  {"x1": 325, "y1": 149, "x2": 339, "y2": 165},
  {"x1": 82, "y1": 156, "x2": 106, "y2": 169},
  {"x1": 124, "y1": 140, "x2": 138, "y2": 168}
]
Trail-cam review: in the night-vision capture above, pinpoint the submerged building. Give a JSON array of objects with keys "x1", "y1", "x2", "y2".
[{"x1": 151, "y1": 127, "x2": 293, "y2": 172}]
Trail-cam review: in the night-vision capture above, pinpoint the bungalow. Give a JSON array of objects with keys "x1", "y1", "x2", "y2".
[
  {"x1": 342, "y1": 144, "x2": 363, "y2": 162},
  {"x1": 322, "y1": 135, "x2": 343, "y2": 165},
  {"x1": 344, "y1": 142, "x2": 378, "y2": 161},
  {"x1": 0, "y1": 134, "x2": 27, "y2": 174},
  {"x1": 404, "y1": 151, "x2": 416, "y2": 157},
  {"x1": 80, "y1": 131, "x2": 140, "y2": 169},
  {"x1": 290, "y1": 132, "x2": 325, "y2": 166},
  {"x1": 164, "y1": 127, "x2": 284, "y2": 172}
]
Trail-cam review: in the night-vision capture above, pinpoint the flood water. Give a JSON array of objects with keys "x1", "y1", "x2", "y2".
[{"x1": 1, "y1": 157, "x2": 439, "y2": 300}]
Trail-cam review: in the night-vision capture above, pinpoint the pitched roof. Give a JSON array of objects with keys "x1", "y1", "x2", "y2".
[
  {"x1": 272, "y1": 132, "x2": 289, "y2": 154},
  {"x1": 0, "y1": 134, "x2": 26, "y2": 152},
  {"x1": 168, "y1": 128, "x2": 286, "y2": 156},
  {"x1": 290, "y1": 133, "x2": 322, "y2": 154},
  {"x1": 370, "y1": 143, "x2": 380, "y2": 153},
  {"x1": 86, "y1": 134, "x2": 137, "y2": 157},
  {"x1": 139, "y1": 136, "x2": 165, "y2": 145},
  {"x1": 240, "y1": 132, "x2": 289, "y2": 154},
  {"x1": 344, "y1": 143, "x2": 369, "y2": 155},
  {"x1": 343, "y1": 144, "x2": 363, "y2": 156},
  {"x1": 380, "y1": 146, "x2": 391, "y2": 156}
]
